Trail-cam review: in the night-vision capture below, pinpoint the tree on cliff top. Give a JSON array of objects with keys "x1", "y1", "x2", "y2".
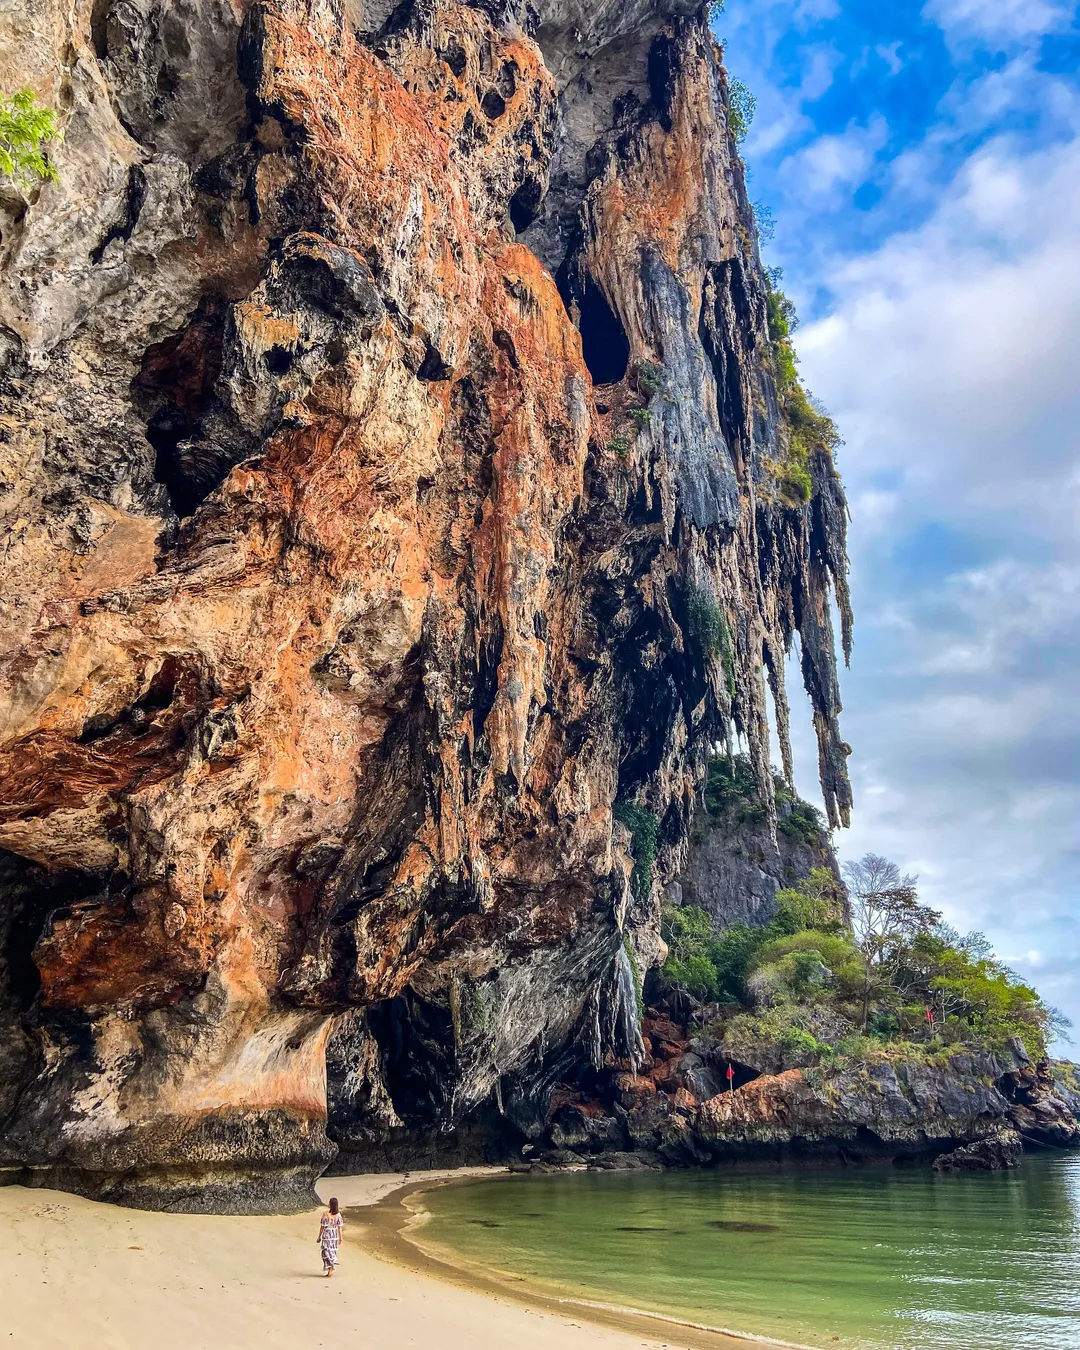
[
  {"x1": 661, "y1": 852, "x2": 1057, "y2": 1060},
  {"x1": 843, "y1": 853, "x2": 934, "y2": 1029},
  {"x1": 0, "y1": 90, "x2": 60, "y2": 188}
]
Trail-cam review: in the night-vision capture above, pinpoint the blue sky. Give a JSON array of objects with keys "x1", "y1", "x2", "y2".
[{"x1": 713, "y1": 0, "x2": 1080, "y2": 1043}]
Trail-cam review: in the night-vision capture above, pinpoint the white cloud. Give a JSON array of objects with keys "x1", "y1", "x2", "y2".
[
  {"x1": 799, "y1": 135, "x2": 1080, "y2": 522},
  {"x1": 794, "y1": 0, "x2": 840, "y2": 22},
  {"x1": 783, "y1": 130, "x2": 1080, "y2": 1040},
  {"x1": 799, "y1": 43, "x2": 843, "y2": 101},
  {"x1": 925, "y1": 0, "x2": 1075, "y2": 43},
  {"x1": 722, "y1": 0, "x2": 1080, "y2": 1045},
  {"x1": 876, "y1": 42, "x2": 904, "y2": 76},
  {"x1": 780, "y1": 115, "x2": 889, "y2": 201}
]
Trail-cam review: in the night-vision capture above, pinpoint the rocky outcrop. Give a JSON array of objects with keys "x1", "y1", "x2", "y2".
[
  {"x1": 675, "y1": 794, "x2": 838, "y2": 930},
  {"x1": 0, "y1": 0, "x2": 854, "y2": 1209},
  {"x1": 996, "y1": 1040, "x2": 1080, "y2": 1148},
  {"x1": 933, "y1": 1127, "x2": 1023, "y2": 1172},
  {"x1": 693, "y1": 1053, "x2": 1013, "y2": 1164},
  {"x1": 516, "y1": 1018, "x2": 1079, "y2": 1171}
]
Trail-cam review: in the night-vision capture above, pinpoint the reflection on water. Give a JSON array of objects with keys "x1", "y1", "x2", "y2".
[{"x1": 419, "y1": 1153, "x2": 1080, "y2": 1349}]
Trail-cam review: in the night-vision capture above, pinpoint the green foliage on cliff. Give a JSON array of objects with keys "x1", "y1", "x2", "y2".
[
  {"x1": 450, "y1": 977, "x2": 494, "y2": 1046},
  {"x1": 613, "y1": 800, "x2": 659, "y2": 895},
  {"x1": 762, "y1": 278, "x2": 842, "y2": 506},
  {"x1": 727, "y1": 79, "x2": 756, "y2": 144},
  {"x1": 660, "y1": 876, "x2": 843, "y2": 1004},
  {"x1": 766, "y1": 285, "x2": 799, "y2": 342},
  {"x1": 0, "y1": 90, "x2": 60, "y2": 188},
  {"x1": 702, "y1": 753, "x2": 826, "y2": 845},
  {"x1": 774, "y1": 777, "x2": 827, "y2": 844},
  {"x1": 633, "y1": 360, "x2": 664, "y2": 397},
  {"x1": 662, "y1": 902, "x2": 728, "y2": 1001},
  {"x1": 686, "y1": 587, "x2": 735, "y2": 692},
  {"x1": 895, "y1": 931, "x2": 1050, "y2": 1058},
  {"x1": 774, "y1": 867, "x2": 845, "y2": 929},
  {"x1": 661, "y1": 854, "x2": 1058, "y2": 1062},
  {"x1": 704, "y1": 752, "x2": 764, "y2": 822},
  {"x1": 1053, "y1": 1060, "x2": 1080, "y2": 1098},
  {"x1": 623, "y1": 932, "x2": 645, "y2": 1020}
]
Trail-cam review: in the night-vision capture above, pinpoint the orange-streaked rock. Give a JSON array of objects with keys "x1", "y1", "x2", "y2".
[{"x1": 0, "y1": 0, "x2": 852, "y2": 1209}]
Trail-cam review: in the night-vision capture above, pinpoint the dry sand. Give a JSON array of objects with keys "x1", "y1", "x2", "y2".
[{"x1": 0, "y1": 1170, "x2": 787, "y2": 1350}]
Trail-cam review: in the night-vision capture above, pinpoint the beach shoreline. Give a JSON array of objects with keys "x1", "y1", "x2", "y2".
[
  {"x1": 360, "y1": 1169, "x2": 819, "y2": 1350},
  {"x1": 0, "y1": 1168, "x2": 806, "y2": 1350}
]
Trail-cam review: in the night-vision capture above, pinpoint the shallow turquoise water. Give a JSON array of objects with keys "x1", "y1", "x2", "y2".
[{"x1": 418, "y1": 1154, "x2": 1080, "y2": 1349}]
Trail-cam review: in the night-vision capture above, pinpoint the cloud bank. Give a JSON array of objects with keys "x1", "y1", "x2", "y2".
[{"x1": 720, "y1": 1, "x2": 1080, "y2": 1039}]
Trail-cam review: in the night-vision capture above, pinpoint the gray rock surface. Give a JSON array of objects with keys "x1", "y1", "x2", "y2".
[
  {"x1": 933, "y1": 1127, "x2": 1023, "y2": 1172},
  {"x1": 677, "y1": 809, "x2": 838, "y2": 930}
]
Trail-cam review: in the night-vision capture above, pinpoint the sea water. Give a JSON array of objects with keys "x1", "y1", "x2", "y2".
[{"x1": 417, "y1": 1153, "x2": 1080, "y2": 1349}]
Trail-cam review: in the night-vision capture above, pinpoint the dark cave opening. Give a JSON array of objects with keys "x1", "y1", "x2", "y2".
[
  {"x1": 509, "y1": 176, "x2": 543, "y2": 234},
  {"x1": 416, "y1": 341, "x2": 452, "y2": 382},
  {"x1": 90, "y1": 0, "x2": 110, "y2": 58},
  {"x1": 0, "y1": 852, "x2": 108, "y2": 1013},
  {"x1": 133, "y1": 296, "x2": 233, "y2": 518},
  {"x1": 366, "y1": 993, "x2": 456, "y2": 1129},
  {"x1": 480, "y1": 88, "x2": 506, "y2": 121},
  {"x1": 264, "y1": 345, "x2": 293, "y2": 375},
  {"x1": 442, "y1": 40, "x2": 467, "y2": 79},
  {"x1": 145, "y1": 407, "x2": 202, "y2": 519},
  {"x1": 718, "y1": 1059, "x2": 761, "y2": 1091},
  {"x1": 647, "y1": 34, "x2": 677, "y2": 132},
  {"x1": 576, "y1": 276, "x2": 630, "y2": 386},
  {"x1": 90, "y1": 165, "x2": 146, "y2": 265},
  {"x1": 472, "y1": 614, "x2": 504, "y2": 741},
  {"x1": 495, "y1": 60, "x2": 518, "y2": 101}
]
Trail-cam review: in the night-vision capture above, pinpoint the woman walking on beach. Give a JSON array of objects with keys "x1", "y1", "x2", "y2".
[{"x1": 318, "y1": 1197, "x2": 343, "y2": 1277}]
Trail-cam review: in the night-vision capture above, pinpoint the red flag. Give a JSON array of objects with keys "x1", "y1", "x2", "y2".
[
  {"x1": 925, "y1": 1007, "x2": 934, "y2": 1026},
  {"x1": 726, "y1": 1064, "x2": 735, "y2": 1092}
]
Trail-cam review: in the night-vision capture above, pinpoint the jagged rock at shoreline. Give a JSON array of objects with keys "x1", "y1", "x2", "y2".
[
  {"x1": 0, "y1": 0, "x2": 854, "y2": 1210},
  {"x1": 522, "y1": 1022, "x2": 1080, "y2": 1172},
  {"x1": 933, "y1": 1127, "x2": 1023, "y2": 1173}
]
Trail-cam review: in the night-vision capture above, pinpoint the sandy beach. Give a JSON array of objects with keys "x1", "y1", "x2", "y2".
[{"x1": 0, "y1": 1171, "x2": 775, "y2": 1350}]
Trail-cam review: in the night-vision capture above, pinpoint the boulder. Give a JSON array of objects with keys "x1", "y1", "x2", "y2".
[{"x1": 933, "y1": 1128, "x2": 1023, "y2": 1172}]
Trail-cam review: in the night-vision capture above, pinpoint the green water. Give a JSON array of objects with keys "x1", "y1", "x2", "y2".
[{"x1": 418, "y1": 1154, "x2": 1080, "y2": 1349}]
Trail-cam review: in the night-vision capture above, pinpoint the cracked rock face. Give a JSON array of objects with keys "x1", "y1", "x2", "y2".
[{"x1": 0, "y1": 0, "x2": 851, "y2": 1211}]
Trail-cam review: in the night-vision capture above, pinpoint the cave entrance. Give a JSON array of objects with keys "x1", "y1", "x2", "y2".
[
  {"x1": 718, "y1": 1059, "x2": 761, "y2": 1091},
  {"x1": 133, "y1": 296, "x2": 231, "y2": 519},
  {"x1": 509, "y1": 176, "x2": 543, "y2": 234},
  {"x1": 0, "y1": 851, "x2": 108, "y2": 1013},
  {"x1": 576, "y1": 275, "x2": 630, "y2": 386}
]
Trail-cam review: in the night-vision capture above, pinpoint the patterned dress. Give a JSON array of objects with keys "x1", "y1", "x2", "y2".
[{"x1": 319, "y1": 1211, "x2": 343, "y2": 1270}]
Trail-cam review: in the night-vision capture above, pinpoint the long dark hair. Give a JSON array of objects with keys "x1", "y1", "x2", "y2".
[{"x1": 328, "y1": 1197, "x2": 339, "y2": 1215}]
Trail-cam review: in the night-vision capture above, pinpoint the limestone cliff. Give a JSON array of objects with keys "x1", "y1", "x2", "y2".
[
  {"x1": 674, "y1": 755, "x2": 840, "y2": 931},
  {"x1": 0, "y1": 0, "x2": 852, "y2": 1210}
]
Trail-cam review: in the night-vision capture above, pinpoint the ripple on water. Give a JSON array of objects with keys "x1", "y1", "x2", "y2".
[{"x1": 419, "y1": 1153, "x2": 1080, "y2": 1350}]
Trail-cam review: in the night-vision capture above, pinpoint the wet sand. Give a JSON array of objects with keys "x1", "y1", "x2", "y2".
[{"x1": 0, "y1": 1170, "x2": 796, "y2": 1350}]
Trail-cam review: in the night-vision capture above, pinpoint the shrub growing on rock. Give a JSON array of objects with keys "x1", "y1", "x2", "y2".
[
  {"x1": 662, "y1": 851, "x2": 1058, "y2": 1066},
  {"x1": 0, "y1": 90, "x2": 60, "y2": 187},
  {"x1": 613, "y1": 800, "x2": 659, "y2": 895}
]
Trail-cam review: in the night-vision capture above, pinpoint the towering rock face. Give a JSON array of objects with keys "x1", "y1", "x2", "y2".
[
  {"x1": 0, "y1": 0, "x2": 850, "y2": 1210},
  {"x1": 675, "y1": 761, "x2": 841, "y2": 932}
]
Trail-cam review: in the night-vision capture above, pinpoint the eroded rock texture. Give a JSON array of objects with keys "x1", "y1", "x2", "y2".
[
  {"x1": 0, "y1": 0, "x2": 851, "y2": 1210},
  {"x1": 675, "y1": 795, "x2": 839, "y2": 932},
  {"x1": 515, "y1": 1029, "x2": 1079, "y2": 1174}
]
